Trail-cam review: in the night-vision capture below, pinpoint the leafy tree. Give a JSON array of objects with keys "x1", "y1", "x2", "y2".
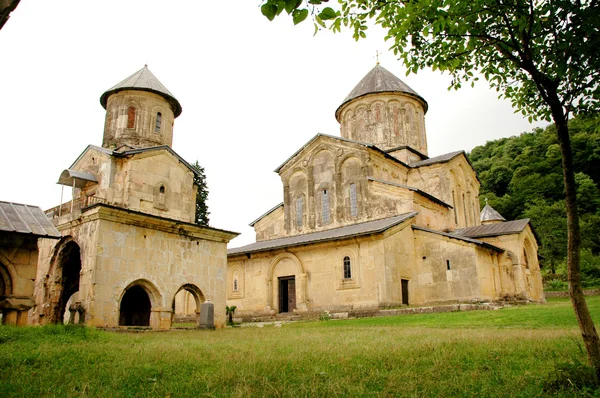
[
  {"x1": 260, "y1": 0, "x2": 600, "y2": 377},
  {"x1": 191, "y1": 160, "x2": 210, "y2": 226}
]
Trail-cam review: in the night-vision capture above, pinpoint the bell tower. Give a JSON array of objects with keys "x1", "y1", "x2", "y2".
[
  {"x1": 335, "y1": 64, "x2": 429, "y2": 163},
  {"x1": 99, "y1": 65, "x2": 182, "y2": 149}
]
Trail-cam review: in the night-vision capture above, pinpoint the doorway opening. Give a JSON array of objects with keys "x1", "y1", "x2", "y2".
[
  {"x1": 278, "y1": 276, "x2": 296, "y2": 313},
  {"x1": 119, "y1": 285, "x2": 151, "y2": 326},
  {"x1": 172, "y1": 284, "x2": 205, "y2": 327},
  {"x1": 49, "y1": 241, "x2": 81, "y2": 323},
  {"x1": 401, "y1": 279, "x2": 409, "y2": 305}
]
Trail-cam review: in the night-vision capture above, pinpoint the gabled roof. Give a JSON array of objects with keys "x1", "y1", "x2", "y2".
[
  {"x1": 274, "y1": 133, "x2": 410, "y2": 173},
  {"x1": 249, "y1": 203, "x2": 283, "y2": 227},
  {"x1": 453, "y1": 219, "x2": 531, "y2": 238},
  {"x1": 100, "y1": 65, "x2": 182, "y2": 117},
  {"x1": 335, "y1": 64, "x2": 428, "y2": 120},
  {"x1": 0, "y1": 201, "x2": 61, "y2": 238},
  {"x1": 409, "y1": 150, "x2": 464, "y2": 167},
  {"x1": 412, "y1": 225, "x2": 504, "y2": 252},
  {"x1": 367, "y1": 177, "x2": 452, "y2": 208},
  {"x1": 480, "y1": 203, "x2": 506, "y2": 222},
  {"x1": 68, "y1": 145, "x2": 201, "y2": 178},
  {"x1": 229, "y1": 212, "x2": 418, "y2": 256}
]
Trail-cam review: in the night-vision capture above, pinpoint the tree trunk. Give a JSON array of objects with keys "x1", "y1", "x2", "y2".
[{"x1": 553, "y1": 111, "x2": 600, "y2": 380}]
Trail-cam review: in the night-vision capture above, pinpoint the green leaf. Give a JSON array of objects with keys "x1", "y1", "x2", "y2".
[
  {"x1": 284, "y1": 0, "x2": 302, "y2": 14},
  {"x1": 318, "y1": 7, "x2": 338, "y2": 21},
  {"x1": 292, "y1": 9, "x2": 309, "y2": 25},
  {"x1": 315, "y1": 15, "x2": 326, "y2": 28},
  {"x1": 261, "y1": 3, "x2": 278, "y2": 21}
]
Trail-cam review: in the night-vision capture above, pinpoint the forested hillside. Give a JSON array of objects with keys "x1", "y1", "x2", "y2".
[{"x1": 469, "y1": 115, "x2": 600, "y2": 289}]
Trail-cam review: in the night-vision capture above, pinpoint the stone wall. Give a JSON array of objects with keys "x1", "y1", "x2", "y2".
[
  {"x1": 33, "y1": 205, "x2": 234, "y2": 329},
  {"x1": 0, "y1": 233, "x2": 40, "y2": 326}
]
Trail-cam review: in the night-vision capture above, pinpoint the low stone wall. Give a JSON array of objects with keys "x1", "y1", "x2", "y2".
[{"x1": 544, "y1": 289, "x2": 600, "y2": 298}]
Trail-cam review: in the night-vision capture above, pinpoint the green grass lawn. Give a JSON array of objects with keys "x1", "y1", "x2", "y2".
[{"x1": 1, "y1": 297, "x2": 599, "y2": 397}]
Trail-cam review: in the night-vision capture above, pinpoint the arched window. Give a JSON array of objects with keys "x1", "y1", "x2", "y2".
[
  {"x1": 343, "y1": 256, "x2": 352, "y2": 279},
  {"x1": 127, "y1": 106, "x2": 136, "y2": 129},
  {"x1": 349, "y1": 183, "x2": 358, "y2": 217},
  {"x1": 158, "y1": 185, "x2": 166, "y2": 207},
  {"x1": 155, "y1": 112, "x2": 162, "y2": 133},
  {"x1": 322, "y1": 189, "x2": 330, "y2": 224},
  {"x1": 523, "y1": 249, "x2": 529, "y2": 269},
  {"x1": 296, "y1": 197, "x2": 303, "y2": 228}
]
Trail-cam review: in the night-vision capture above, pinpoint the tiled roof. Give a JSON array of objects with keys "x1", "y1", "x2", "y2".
[
  {"x1": 229, "y1": 212, "x2": 418, "y2": 256},
  {"x1": 0, "y1": 201, "x2": 61, "y2": 238},
  {"x1": 336, "y1": 64, "x2": 427, "y2": 119},
  {"x1": 249, "y1": 203, "x2": 283, "y2": 227},
  {"x1": 100, "y1": 65, "x2": 182, "y2": 117},
  {"x1": 480, "y1": 204, "x2": 506, "y2": 222},
  {"x1": 412, "y1": 225, "x2": 504, "y2": 252},
  {"x1": 410, "y1": 150, "x2": 464, "y2": 167},
  {"x1": 453, "y1": 219, "x2": 530, "y2": 238},
  {"x1": 367, "y1": 177, "x2": 452, "y2": 208}
]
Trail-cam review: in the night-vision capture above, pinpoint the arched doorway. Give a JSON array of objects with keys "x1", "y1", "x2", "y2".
[
  {"x1": 47, "y1": 240, "x2": 82, "y2": 324},
  {"x1": 172, "y1": 284, "x2": 205, "y2": 327},
  {"x1": 119, "y1": 285, "x2": 152, "y2": 326}
]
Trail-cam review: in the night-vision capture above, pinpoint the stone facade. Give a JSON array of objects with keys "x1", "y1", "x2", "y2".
[
  {"x1": 227, "y1": 64, "x2": 544, "y2": 318},
  {"x1": 32, "y1": 66, "x2": 237, "y2": 329}
]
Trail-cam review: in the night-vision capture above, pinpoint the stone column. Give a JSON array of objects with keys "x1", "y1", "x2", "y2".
[
  {"x1": 296, "y1": 273, "x2": 308, "y2": 312},
  {"x1": 265, "y1": 278, "x2": 273, "y2": 313},
  {"x1": 307, "y1": 167, "x2": 315, "y2": 229}
]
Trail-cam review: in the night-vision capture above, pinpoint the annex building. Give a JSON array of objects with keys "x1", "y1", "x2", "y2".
[
  {"x1": 227, "y1": 64, "x2": 544, "y2": 318},
  {"x1": 29, "y1": 66, "x2": 238, "y2": 329}
]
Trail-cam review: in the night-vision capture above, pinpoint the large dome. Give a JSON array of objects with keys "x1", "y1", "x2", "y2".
[{"x1": 335, "y1": 64, "x2": 427, "y2": 121}]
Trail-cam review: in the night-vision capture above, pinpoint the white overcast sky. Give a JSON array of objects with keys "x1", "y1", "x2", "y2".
[{"x1": 1, "y1": 1, "x2": 547, "y2": 247}]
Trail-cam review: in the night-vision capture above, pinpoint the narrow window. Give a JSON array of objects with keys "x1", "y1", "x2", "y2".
[
  {"x1": 296, "y1": 197, "x2": 303, "y2": 228},
  {"x1": 127, "y1": 106, "x2": 136, "y2": 129},
  {"x1": 155, "y1": 112, "x2": 162, "y2": 133},
  {"x1": 462, "y1": 193, "x2": 468, "y2": 226},
  {"x1": 322, "y1": 189, "x2": 330, "y2": 224},
  {"x1": 233, "y1": 278, "x2": 238, "y2": 292},
  {"x1": 523, "y1": 249, "x2": 529, "y2": 269},
  {"x1": 158, "y1": 185, "x2": 166, "y2": 207},
  {"x1": 343, "y1": 256, "x2": 352, "y2": 279},
  {"x1": 446, "y1": 260, "x2": 451, "y2": 270},
  {"x1": 350, "y1": 183, "x2": 358, "y2": 217},
  {"x1": 452, "y1": 190, "x2": 458, "y2": 225}
]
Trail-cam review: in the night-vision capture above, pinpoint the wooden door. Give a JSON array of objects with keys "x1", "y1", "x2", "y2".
[{"x1": 278, "y1": 276, "x2": 296, "y2": 313}]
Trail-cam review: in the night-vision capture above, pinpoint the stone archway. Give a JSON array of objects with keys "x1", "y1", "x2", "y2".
[
  {"x1": 45, "y1": 239, "x2": 82, "y2": 324},
  {"x1": 119, "y1": 279, "x2": 161, "y2": 328},
  {"x1": 267, "y1": 253, "x2": 308, "y2": 313},
  {"x1": 171, "y1": 284, "x2": 205, "y2": 327}
]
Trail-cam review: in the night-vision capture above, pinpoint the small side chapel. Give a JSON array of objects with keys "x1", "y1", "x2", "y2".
[
  {"x1": 227, "y1": 64, "x2": 544, "y2": 317},
  {"x1": 31, "y1": 66, "x2": 238, "y2": 329}
]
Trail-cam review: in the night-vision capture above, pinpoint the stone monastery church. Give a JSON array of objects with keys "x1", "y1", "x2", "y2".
[
  {"x1": 227, "y1": 64, "x2": 544, "y2": 318},
  {"x1": 0, "y1": 63, "x2": 544, "y2": 329}
]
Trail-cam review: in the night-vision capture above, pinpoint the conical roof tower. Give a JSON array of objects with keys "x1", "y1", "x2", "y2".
[
  {"x1": 100, "y1": 66, "x2": 181, "y2": 149},
  {"x1": 335, "y1": 64, "x2": 429, "y2": 162},
  {"x1": 480, "y1": 200, "x2": 506, "y2": 225}
]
